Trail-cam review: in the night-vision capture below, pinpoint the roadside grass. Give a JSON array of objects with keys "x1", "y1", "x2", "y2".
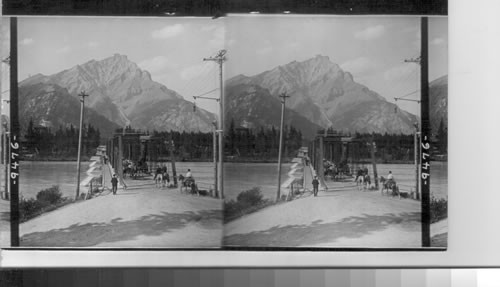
[
  {"x1": 19, "y1": 185, "x2": 101, "y2": 223},
  {"x1": 224, "y1": 187, "x2": 280, "y2": 223},
  {"x1": 430, "y1": 195, "x2": 448, "y2": 223}
]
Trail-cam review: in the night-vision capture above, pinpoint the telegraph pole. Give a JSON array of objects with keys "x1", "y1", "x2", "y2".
[
  {"x1": 76, "y1": 91, "x2": 89, "y2": 200},
  {"x1": 168, "y1": 137, "x2": 178, "y2": 187},
  {"x1": 1, "y1": 72, "x2": 10, "y2": 200},
  {"x1": 0, "y1": 57, "x2": 6, "y2": 199},
  {"x1": 212, "y1": 121, "x2": 218, "y2": 197},
  {"x1": 370, "y1": 136, "x2": 379, "y2": 189},
  {"x1": 204, "y1": 50, "x2": 226, "y2": 199},
  {"x1": 414, "y1": 123, "x2": 420, "y2": 200},
  {"x1": 193, "y1": 95, "x2": 220, "y2": 198},
  {"x1": 402, "y1": 47, "x2": 423, "y2": 202},
  {"x1": 276, "y1": 91, "x2": 290, "y2": 202}
]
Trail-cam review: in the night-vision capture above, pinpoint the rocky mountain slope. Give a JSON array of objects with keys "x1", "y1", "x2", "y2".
[
  {"x1": 225, "y1": 84, "x2": 322, "y2": 139},
  {"x1": 20, "y1": 54, "x2": 216, "y2": 136},
  {"x1": 226, "y1": 55, "x2": 418, "y2": 137},
  {"x1": 19, "y1": 83, "x2": 119, "y2": 136}
]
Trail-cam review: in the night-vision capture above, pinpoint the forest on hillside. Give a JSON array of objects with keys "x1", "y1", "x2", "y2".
[{"x1": 20, "y1": 116, "x2": 447, "y2": 162}]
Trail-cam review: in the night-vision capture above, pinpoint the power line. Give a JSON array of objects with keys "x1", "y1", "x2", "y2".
[
  {"x1": 400, "y1": 89, "x2": 420, "y2": 99},
  {"x1": 194, "y1": 88, "x2": 219, "y2": 99},
  {"x1": 177, "y1": 64, "x2": 218, "y2": 108}
]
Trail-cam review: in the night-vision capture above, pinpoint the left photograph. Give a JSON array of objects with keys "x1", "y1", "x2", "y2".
[{"x1": 0, "y1": 17, "x2": 224, "y2": 248}]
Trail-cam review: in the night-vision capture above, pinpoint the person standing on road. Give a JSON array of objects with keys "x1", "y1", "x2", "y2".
[
  {"x1": 154, "y1": 166, "x2": 162, "y2": 180},
  {"x1": 312, "y1": 176, "x2": 319, "y2": 197},
  {"x1": 162, "y1": 164, "x2": 168, "y2": 174},
  {"x1": 111, "y1": 174, "x2": 118, "y2": 195}
]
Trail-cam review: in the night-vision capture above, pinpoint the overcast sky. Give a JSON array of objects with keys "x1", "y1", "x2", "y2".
[
  {"x1": 2, "y1": 16, "x2": 447, "y2": 116},
  {"x1": 226, "y1": 15, "x2": 448, "y2": 115}
]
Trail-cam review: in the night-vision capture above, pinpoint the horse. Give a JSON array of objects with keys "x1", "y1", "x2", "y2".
[
  {"x1": 123, "y1": 161, "x2": 138, "y2": 179},
  {"x1": 364, "y1": 174, "x2": 371, "y2": 190},
  {"x1": 179, "y1": 176, "x2": 199, "y2": 196},
  {"x1": 122, "y1": 160, "x2": 132, "y2": 179},
  {"x1": 356, "y1": 174, "x2": 364, "y2": 190},
  {"x1": 379, "y1": 176, "x2": 400, "y2": 197},
  {"x1": 162, "y1": 172, "x2": 170, "y2": 187},
  {"x1": 155, "y1": 173, "x2": 164, "y2": 188},
  {"x1": 130, "y1": 164, "x2": 138, "y2": 179}
]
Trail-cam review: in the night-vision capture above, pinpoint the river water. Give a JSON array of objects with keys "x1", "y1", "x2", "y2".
[
  {"x1": 19, "y1": 161, "x2": 216, "y2": 200},
  {"x1": 19, "y1": 161, "x2": 447, "y2": 201},
  {"x1": 224, "y1": 161, "x2": 448, "y2": 201}
]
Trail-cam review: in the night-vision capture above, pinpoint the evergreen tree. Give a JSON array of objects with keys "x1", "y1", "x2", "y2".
[{"x1": 437, "y1": 118, "x2": 448, "y2": 154}]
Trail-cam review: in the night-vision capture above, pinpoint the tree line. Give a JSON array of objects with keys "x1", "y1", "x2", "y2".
[
  {"x1": 22, "y1": 117, "x2": 447, "y2": 162},
  {"x1": 149, "y1": 129, "x2": 215, "y2": 161},
  {"x1": 354, "y1": 132, "x2": 415, "y2": 162},
  {"x1": 23, "y1": 118, "x2": 101, "y2": 159},
  {"x1": 435, "y1": 117, "x2": 448, "y2": 155},
  {"x1": 225, "y1": 118, "x2": 303, "y2": 160}
]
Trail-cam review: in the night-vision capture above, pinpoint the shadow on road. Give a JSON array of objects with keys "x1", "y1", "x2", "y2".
[
  {"x1": 223, "y1": 212, "x2": 420, "y2": 247},
  {"x1": 20, "y1": 209, "x2": 222, "y2": 247}
]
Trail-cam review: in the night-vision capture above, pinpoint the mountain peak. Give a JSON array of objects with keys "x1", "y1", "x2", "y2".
[
  {"x1": 226, "y1": 56, "x2": 418, "y2": 135},
  {"x1": 113, "y1": 53, "x2": 127, "y2": 59},
  {"x1": 314, "y1": 54, "x2": 329, "y2": 60},
  {"x1": 19, "y1": 54, "x2": 217, "y2": 134},
  {"x1": 99, "y1": 54, "x2": 135, "y2": 68}
]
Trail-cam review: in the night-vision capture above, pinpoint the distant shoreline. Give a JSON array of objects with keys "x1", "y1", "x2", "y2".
[
  {"x1": 20, "y1": 156, "x2": 447, "y2": 164},
  {"x1": 224, "y1": 158, "x2": 448, "y2": 164}
]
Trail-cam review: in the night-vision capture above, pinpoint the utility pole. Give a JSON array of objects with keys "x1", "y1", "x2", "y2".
[
  {"x1": 212, "y1": 121, "x2": 218, "y2": 197},
  {"x1": 403, "y1": 46, "x2": 423, "y2": 203},
  {"x1": 193, "y1": 95, "x2": 220, "y2": 198},
  {"x1": 76, "y1": 91, "x2": 89, "y2": 200},
  {"x1": 414, "y1": 123, "x2": 420, "y2": 200},
  {"x1": 3, "y1": 100, "x2": 11, "y2": 200},
  {"x1": 370, "y1": 136, "x2": 379, "y2": 189},
  {"x1": 0, "y1": 58, "x2": 5, "y2": 199},
  {"x1": 168, "y1": 137, "x2": 178, "y2": 187},
  {"x1": 1, "y1": 70, "x2": 10, "y2": 200},
  {"x1": 276, "y1": 91, "x2": 290, "y2": 202},
  {"x1": 420, "y1": 17, "x2": 431, "y2": 247},
  {"x1": 204, "y1": 50, "x2": 226, "y2": 199},
  {"x1": 117, "y1": 134, "x2": 126, "y2": 189},
  {"x1": 4, "y1": 131, "x2": 9, "y2": 200}
]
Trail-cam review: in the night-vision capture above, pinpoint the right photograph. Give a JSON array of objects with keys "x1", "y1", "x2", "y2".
[{"x1": 222, "y1": 15, "x2": 447, "y2": 249}]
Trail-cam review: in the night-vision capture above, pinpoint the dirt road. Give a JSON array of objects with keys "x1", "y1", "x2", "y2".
[
  {"x1": 224, "y1": 163, "x2": 445, "y2": 248},
  {"x1": 224, "y1": 188, "x2": 422, "y2": 248},
  {"x1": 20, "y1": 178, "x2": 223, "y2": 248}
]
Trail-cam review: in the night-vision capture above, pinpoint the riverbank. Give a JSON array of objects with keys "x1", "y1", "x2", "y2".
[
  {"x1": 20, "y1": 156, "x2": 93, "y2": 162},
  {"x1": 224, "y1": 157, "x2": 427, "y2": 164}
]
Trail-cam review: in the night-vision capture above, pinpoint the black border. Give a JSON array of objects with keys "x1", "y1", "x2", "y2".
[{"x1": 2, "y1": 0, "x2": 447, "y2": 16}]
